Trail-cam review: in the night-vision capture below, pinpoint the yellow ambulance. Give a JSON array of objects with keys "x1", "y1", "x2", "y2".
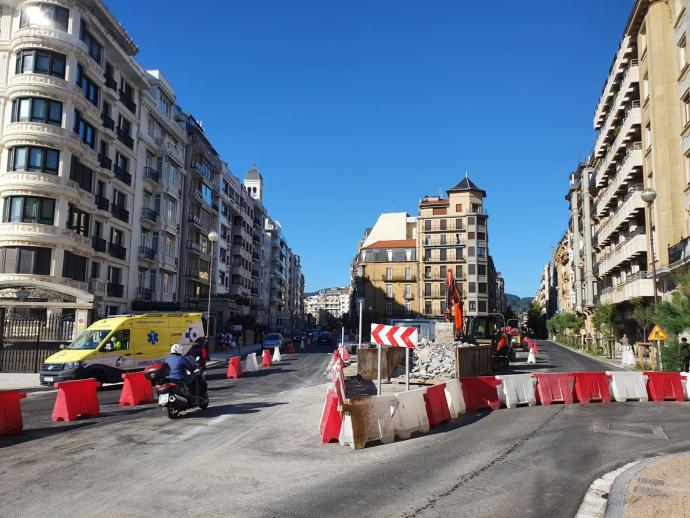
[{"x1": 40, "y1": 313, "x2": 206, "y2": 385}]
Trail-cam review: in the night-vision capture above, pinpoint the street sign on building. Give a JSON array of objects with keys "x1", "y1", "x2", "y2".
[
  {"x1": 648, "y1": 325, "x2": 668, "y2": 342},
  {"x1": 370, "y1": 323, "x2": 418, "y2": 349}
]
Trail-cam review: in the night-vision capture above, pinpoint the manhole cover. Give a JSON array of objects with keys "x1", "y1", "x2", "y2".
[{"x1": 592, "y1": 422, "x2": 668, "y2": 439}]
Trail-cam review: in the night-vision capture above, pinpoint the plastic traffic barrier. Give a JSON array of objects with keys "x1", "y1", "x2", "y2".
[
  {"x1": 527, "y1": 349, "x2": 536, "y2": 364},
  {"x1": 287, "y1": 342, "x2": 296, "y2": 354},
  {"x1": 333, "y1": 351, "x2": 344, "y2": 368},
  {"x1": 393, "y1": 387, "x2": 430, "y2": 439},
  {"x1": 496, "y1": 374, "x2": 537, "y2": 408},
  {"x1": 319, "y1": 386, "x2": 342, "y2": 444},
  {"x1": 272, "y1": 347, "x2": 281, "y2": 363},
  {"x1": 606, "y1": 371, "x2": 649, "y2": 402},
  {"x1": 532, "y1": 373, "x2": 574, "y2": 405},
  {"x1": 0, "y1": 390, "x2": 27, "y2": 436},
  {"x1": 342, "y1": 346, "x2": 351, "y2": 362},
  {"x1": 245, "y1": 352, "x2": 259, "y2": 373},
  {"x1": 683, "y1": 373, "x2": 690, "y2": 400},
  {"x1": 119, "y1": 372, "x2": 154, "y2": 406},
  {"x1": 226, "y1": 356, "x2": 242, "y2": 379},
  {"x1": 52, "y1": 378, "x2": 101, "y2": 422},
  {"x1": 339, "y1": 393, "x2": 398, "y2": 449},
  {"x1": 423, "y1": 383, "x2": 451, "y2": 428},
  {"x1": 261, "y1": 349, "x2": 272, "y2": 367},
  {"x1": 572, "y1": 372, "x2": 611, "y2": 404},
  {"x1": 444, "y1": 378, "x2": 466, "y2": 418},
  {"x1": 460, "y1": 376, "x2": 502, "y2": 412},
  {"x1": 644, "y1": 372, "x2": 687, "y2": 402}
]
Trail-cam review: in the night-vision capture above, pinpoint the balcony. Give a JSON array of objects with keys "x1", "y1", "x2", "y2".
[
  {"x1": 95, "y1": 194, "x2": 109, "y2": 211},
  {"x1": 669, "y1": 236, "x2": 690, "y2": 266},
  {"x1": 110, "y1": 204, "x2": 129, "y2": 223},
  {"x1": 104, "y1": 74, "x2": 117, "y2": 90},
  {"x1": 187, "y1": 240, "x2": 209, "y2": 256},
  {"x1": 107, "y1": 282, "x2": 124, "y2": 298},
  {"x1": 141, "y1": 207, "x2": 158, "y2": 224},
  {"x1": 381, "y1": 274, "x2": 417, "y2": 282},
  {"x1": 594, "y1": 60, "x2": 639, "y2": 157},
  {"x1": 594, "y1": 36, "x2": 634, "y2": 129},
  {"x1": 599, "y1": 272, "x2": 653, "y2": 304},
  {"x1": 143, "y1": 167, "x2": 159, "y2": 184},
  {"x1": 422, "y1": 239, "x2": 464, "y2": 248},
  {"x1": 92, "y1": 236, "x2": 107, "y2": 252},
  {"x1": 595, "y1": 187, "x2": 644, "y2": 247},
  {"x1": 89, "y1": 278, "x2": 107, "y2": 296},
  {"x1": 117, "y1": 127, "x2": 134, "y2": 149},
  {"x1": 594, "y1": 104, "x2": 641, "y2": 187},
  {"x1": 422, "y1": 221, "x2": 464, "y2": 233},
  {"x1": 597, "y1": 230, "x2": 647, "y2": 276},
  {"x1": 108, "y1": 243, "x2": 127, "y2": 260},
  {"x1": 98, "y1": 153, "x2": 112, "y2": 171},
  {"x1": 594, "y1": 142, "x2": 643, "y2": 217},
  {"x1": 119, "y1": 91, "x2": 136, "y2": 114},
  {"x1": 138, "y1": 246, "x2": 155, "y2": 261},
  {"x1": 101, "y1": 112, "x2": 115, "y2": 131},
  {"x1": 403, "y1": 292, "x2": 415, "y2": 300},
  {"x1": 113, "y1": 164, "x2": 132, "y2": 186},
  {"x1": 136, "y1": 287, "x2": 153, "y2": 300}
]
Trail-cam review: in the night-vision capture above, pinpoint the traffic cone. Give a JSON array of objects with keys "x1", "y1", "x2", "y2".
[
  {"x1": 245, "y1": 353, "x2": 259, "y2": 373},
  {"x1": 527, "y1": 349, "x2": 536, "y2": 364},
  {"x1": 261, "y1": 349, "x2": 272, "y2": 367},
  {"x1": 272, "y1": 346, "x2": 281, "y2": 363},
  {"x1": 287, "y1": 342, "x2": 295, "y2": 354},
  {"x1": 300, "y1": 338, "x2": 306, "y2": 351}
]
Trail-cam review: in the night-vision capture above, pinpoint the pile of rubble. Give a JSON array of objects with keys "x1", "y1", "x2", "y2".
[{"x1": 409, "y1": 339, "x2": 474, "y2": 381}]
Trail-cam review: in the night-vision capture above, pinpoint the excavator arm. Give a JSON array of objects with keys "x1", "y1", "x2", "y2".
[{"x1": 445, "y1": 269, "x2": 463, "y2": 338}]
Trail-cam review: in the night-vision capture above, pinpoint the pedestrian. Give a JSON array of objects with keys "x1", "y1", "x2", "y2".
[
  {"x1": 680, "y1": 337, "x2": 689, "y2": 372},
  {"x1": 217, "y1": 331, "x2": 226, "y2": 354}
]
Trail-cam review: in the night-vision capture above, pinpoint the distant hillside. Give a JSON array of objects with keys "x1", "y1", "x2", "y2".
[{"x1": 505, "y1": 293, "x2": 533, "y2": 314}]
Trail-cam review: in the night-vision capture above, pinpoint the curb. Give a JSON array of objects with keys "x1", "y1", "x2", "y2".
[{"x1": 548, "y1": 340, "x2": 629, "y2": 371}]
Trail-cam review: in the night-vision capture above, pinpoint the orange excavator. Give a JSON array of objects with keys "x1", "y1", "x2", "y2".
[{"x1": 444, "y1": 269, "x2": 463, "y2": 339}]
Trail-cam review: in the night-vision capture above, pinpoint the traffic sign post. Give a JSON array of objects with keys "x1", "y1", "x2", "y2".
[
  {"x1": 371, "y1": 323, "x2": 418, "y2": 392},
  {"x1": 648, "y1": 325, "x2": 668, "y2": 371}
]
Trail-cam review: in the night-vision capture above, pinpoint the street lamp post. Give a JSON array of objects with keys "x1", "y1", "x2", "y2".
[
  {"x1": 207, "y1": 230, "x2": 220, "y2": 341},
  {"x1": 641, "y1": 188, "x2": 658, "y2": 310}
]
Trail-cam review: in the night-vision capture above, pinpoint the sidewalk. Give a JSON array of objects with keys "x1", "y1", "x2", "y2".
[
  {"x1": 0, "y1": 372, "x2": 46, "y2": 392},
  {"x1": 208, "y1": 343, "x2": 265, "y2": 366},
  {"x1": 552, "y1": 340, "x2": 630, "y2": 371},
  {"x1": 606, "y1": 452, "x2": 690, "y2": 517}
]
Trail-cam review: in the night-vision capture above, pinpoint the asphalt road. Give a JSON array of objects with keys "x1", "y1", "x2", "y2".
[{"x1": 2, "y1": 341, "x2": 689, "y2": 518}]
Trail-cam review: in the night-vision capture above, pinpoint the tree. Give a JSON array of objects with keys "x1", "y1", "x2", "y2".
[
  {"x1": 504, "y1": 306, "x2": 518, "y2": 323},
  {"x1": 526, "y1": 301, "x2": 547, "y2": 339},
  {"x1": 592, "y1": 303, "x2": 616, "y2": 339},
  {"x1": 630, "y1": 298, "x2": 655, "y2": 341},
  {"x1": 547, "y1": 312, "x2": 583, "y2": 337}
]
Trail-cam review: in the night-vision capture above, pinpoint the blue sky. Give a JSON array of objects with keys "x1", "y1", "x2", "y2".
[{"x1": 108, "y1": 0, "x2": 632, "y2": 297}]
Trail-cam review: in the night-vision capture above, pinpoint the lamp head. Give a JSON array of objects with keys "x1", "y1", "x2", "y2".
[{"x1": 641, "y1": 188, "x2": 657, "y2": 204}]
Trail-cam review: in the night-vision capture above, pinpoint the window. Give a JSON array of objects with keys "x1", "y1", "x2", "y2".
[
  {"x1": 162, "y1": 271, "x2": 173, "y2": 294},
  {"x1": 201, "y1": 183, "x2": 213, "y2": 205},
  {"x1": 63, "y1": 251, "x2": 87, "y2": 281},
  {"x1": 424, "y1": 248, "x2": 432, "y2": 261},
  {"x1": 386, "y1": 284, "x2": 393, "y2": 298},
  {"x1": 118, "y1": 115, "x2": 131, "y2": 136},
  {"x1": 439, "y1": 219, "x2": 447, "y2": 230},
  {"x1": 455, "y1": 265, "x2": 463, "y2": 278},
  {"x1": 477, "y1": 246, "x2": 486, "y2": 258},
  {"x1": 424, "y1": 220, "x2": 431, "y2": 231},
  {"x1": 385, "y1": 267, "x2": 392, "y2": 280},
  {"x1": 478, "y1": 264, "x2": 487, "y2": 276},
  {"x1": 478, "y1": 301, "x2": 487, "y2": 313},
  {"x1": 439, "y1": 282, "x2": 446, "y2": 297},
  {"x1": 471, "y1": 203, "x2": 481, "y2": 213},
  {"x1": 455, "y1": 218, "x2": 462, "y2": 230},
  {"x1": 91, "y1": 261, "x2": 100, "y2": 279},
  {"x1": 15, "y1": 48, "x2": 65, "y2": 78},
  {"x1": 19, "y1": 3, "x2": 69, "y2": 31},
  {"x1": 679, "y1": 36, "x2": 687, "y2": 71},
  {"x1": 7, "y1": 145, "x2": 59, "y2": 174},
  {"x1": 3, "y1": 196, "x2": 55, "y2": 225},
  {"x1": 386, "y1": 302, "x2": 392, "y2": 316},
  {"x1": 645, "y1": 123, "x2": 652, "y2": 150},
  {"x1": 424, "y1": 283, "x2": 431, "y2": 296},
  {"x1": 439, "y1": 249, "x2": 447, "y2": 261},
  {"x1": 477, "y1": 232, "x2": 486, "y2": 241},
  {"x1": 405, "y1": 301, "x2": 412, "y2": 314},
  {"x1": 469, "y1": 264, "x2": 476, "y2": 275},
  {"x1": 479, "y1": 282, "x2": 487, "y2": 294},
  {"x1": 405, "y1": 267, "x2": 411, "y2": 280},
  {"x1": 404, "y1": 284, "x2": 411, "y2": 298},
  {"x1": 468, "y1": 282, "x2": 476, "y2": 293},
  {"x1": 455, "y1": 204, "x2": 462, "y2": 212},
  {"x1": 440, "y1": 265, "x2": 447, "y2": 278},
  {"x1": 11, "y1": 97, "x2": 62, "y2": 125},
  {"x1": 468, "y1": 246, "x2": 475, "y2": 257},
  {"x1": 80, "y1": 21, "x2": 103, "y2": 63},
  {"x1": 113, "y1": 190, "x2": 127, "y2": 209},
  {"x1": 166, "y1": 197, "x2": 176, "y2": 222},
  {"x1": 0, "y1": 246, "x2": 51, "y2": 275},
  {"x1": 685, "y1": 154, "x2": 690, "y2": 183},
  {"x1": 425, "y1": 301, "x2": 432, "y2": 314},
  {"x1": 469, "y1": 301, "x2": 476, "y2": 312},
  {"x1": 424, "y1": 266, "x2": 431, "y2": 279},
  {"x1": 73, "y1": 110, "x2": 96, "y2": 148},
  {"x1": 76, "y1": 64, "x2": 99, "y2": 106},
  {"x1": 158, "y1": 92, "x2": 172, "y2": 115},
  {"x1": 67, "y1": 204, "x2": 90, "y2": 236},
  {"x1": 110, "y1": 227, "x2": 123, "y2": 246},
  {"x1": 683, "y1": 95, "x2": 690, "y2": 127},
  {"x1": 468, "y1": 231, "x2": 475, "y2": 240},
  {"x1": 432, "y1": 207, "x2": 447, "y2": 215},
  {"x1": 455, "y1": 247, "x2": 463, "y2": 260},
  {"x1": 642, "y1": 73, "x2": 649, "y2": 101}
]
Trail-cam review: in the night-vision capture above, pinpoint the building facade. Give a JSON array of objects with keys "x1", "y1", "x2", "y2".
[{"x1": 304, "y1": 287, "x2": 351, "y2": 324}]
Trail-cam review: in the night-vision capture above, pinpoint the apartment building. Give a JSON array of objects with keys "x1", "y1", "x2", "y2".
[
  {"x1": 304, "y1": 287, "x2": 351, "y2": 324},
  {"x1": 418, "y1": 177, "x2": 493, "y2": 317},
  {"x1": 0, "y1": 0, "x2": 146, "y2": 325}
]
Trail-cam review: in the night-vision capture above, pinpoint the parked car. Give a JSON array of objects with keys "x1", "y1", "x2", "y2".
[
  {"x1": 316, "y1": 331, "x2": 332, "y2": 346},
  {"x1": 263, "y1": 333, "x2": 284, "y2": 351},
  {"x1": 293, "y1": 331, "x2": 307, "y2": 343}
]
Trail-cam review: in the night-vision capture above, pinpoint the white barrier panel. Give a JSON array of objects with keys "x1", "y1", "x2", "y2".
[
  {"x1": 682, "y1": 373, "x2": 689, "y2": 400},
  {"x1": 245, "y1": 352, "x2": 259, "y2": 373},
  {"x1": 339, "y1": 394, "x2": 398, "y2": 450},
  {"x1": 527, "y1": 350, "x2": 536, "y2": 364},
  {"x1": 444, "y1": 378, "x2": 466, "y2": 418},
  {"x1": 606, "y1": 371, "x2": 649, "y2": 402},
  {"x1": 272, "y1": 347, "x2": 282, "y2": 363},
  {"x1": 496, "y1": 374, "x2": 537, "y2": 409},
  {"x1": 392, "y1": 388, "x2": 430, "y2": 440}
]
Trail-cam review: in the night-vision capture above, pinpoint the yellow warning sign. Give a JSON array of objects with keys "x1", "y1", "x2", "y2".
[{"x1": 648, "y1": 325, "x2": 668, "y2": 342}]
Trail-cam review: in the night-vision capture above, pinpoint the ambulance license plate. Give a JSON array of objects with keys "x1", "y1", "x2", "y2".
[
  {"x1": 158, "y1": 394, "x2": 169, "y2": 405},
  {"x1": 43, "y1": 376, "x2": 54, "y2": 383}
]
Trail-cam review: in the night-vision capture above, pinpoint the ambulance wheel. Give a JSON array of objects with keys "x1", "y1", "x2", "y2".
[{"x1": 165, "y1": 406, "x2": 181, "y2": 419}]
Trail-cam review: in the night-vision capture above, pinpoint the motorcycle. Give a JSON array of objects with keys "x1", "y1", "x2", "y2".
[{"x1": 144, "y1": 359, "x2": 210, "y2": 419}]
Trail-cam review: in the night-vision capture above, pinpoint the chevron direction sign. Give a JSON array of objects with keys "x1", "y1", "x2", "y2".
[{"x1": 370, "y1": 324, "x2": 418, "y2": 349}]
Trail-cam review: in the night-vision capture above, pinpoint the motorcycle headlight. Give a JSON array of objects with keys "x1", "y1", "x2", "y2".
[{"x1": 64, "y1": 361, "x2": 83, "y2": 369}]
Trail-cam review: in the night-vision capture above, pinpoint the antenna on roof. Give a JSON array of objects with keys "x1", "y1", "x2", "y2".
[{"x1": 465, "y1": 170, "x2": 468, "y2": 178}]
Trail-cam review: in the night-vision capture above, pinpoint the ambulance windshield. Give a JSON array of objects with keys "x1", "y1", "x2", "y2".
[{"x1": 67, "y1": 329, "x2": 111, "y2": 350}]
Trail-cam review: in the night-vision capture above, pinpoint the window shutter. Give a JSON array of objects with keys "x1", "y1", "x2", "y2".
[
  {"x1": 5, "y1": 247, "x2": 18, "y2": 273},
  {"x1": 35, "y1": 248, "x2": 51, "y2": 275},
  {"x1": 17, "y1": 247, "x2": 35, "y2": 274}
]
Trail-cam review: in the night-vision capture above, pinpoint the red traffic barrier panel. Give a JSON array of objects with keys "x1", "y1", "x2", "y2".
[
  {"x1": 644, "y1": 372, "x2": 686, "y2": 402},
  {"x1": 333, "y1": 351, "x2": 344, "y2": 368},
  {"x1": 287, "y1": 343, "x2": 296, "y2": 354},
  {"x1": 0, "y1": 390, "x2": 27, "y2": 436},
  {"x1": 423, "y1": 383, "x2": 451, "y2": 428},
  {"x1": 572, "y1": 372, "x2": 611, "y2": 404},
  {"x1": 261, "y1": 349, "x2": 272, "y2": 367},
  {"x1": 52, "y1": 378, "x2": 101, "y2": 422},
  {"x1": 226, "y1": 356, "x2": 242, "y2": 379},
  {"x1": 319, "y1": 388, "x2": 342, "y2": 444},
  {"x1": 532, "y1": 373, "x2": 574, "y2": 405},
  {"x1": 460, "y1": 376, "x2": 502, "y2": 412},
  {"x1": 342, "y1": 347, "x2": 350, "y2": 362},
  {"x1": 119, "y1": 372, "x2": 154, "y2": 407}
]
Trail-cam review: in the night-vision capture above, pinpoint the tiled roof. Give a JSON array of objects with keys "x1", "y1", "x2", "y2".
[
  {"x1": 364, "y1": 239, "x2": 417, "y2": 249},
  {"x1": 448, "y1": 176, "x2": 486, "y2": 196}
]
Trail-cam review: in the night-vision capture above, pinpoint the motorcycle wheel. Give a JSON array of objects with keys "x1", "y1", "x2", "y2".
[
  {"x1": 165, "y1": 405, "x2": 181, "y2": 419},
  {"x1": 199, "y1": 392, "x2": 210, "y2": 410}
]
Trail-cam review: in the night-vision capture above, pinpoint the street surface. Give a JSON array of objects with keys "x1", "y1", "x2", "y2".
[{"x1": 2, "y1": 341, "x2": 690, "y2": 517}]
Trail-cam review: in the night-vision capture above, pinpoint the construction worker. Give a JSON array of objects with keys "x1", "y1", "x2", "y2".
[{"x1": 680, "y1": 337, "x2": 689, "y2": 372}]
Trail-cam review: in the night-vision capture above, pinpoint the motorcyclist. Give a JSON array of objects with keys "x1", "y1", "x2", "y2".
[{"x1": 164, "y1": 344, "x2": 199, "y2": 394}]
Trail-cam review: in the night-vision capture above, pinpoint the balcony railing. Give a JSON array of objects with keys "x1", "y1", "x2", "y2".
[
  {"x1": 422, "y1": 240, "x2": 465, "y2": 248},
  {"x1": 422, "y1": 222, "x2": 466, "y2": 232},
  {"x1": 138, "y1": 246, "x2": 155, "y2": 260},
  {"x1": 117, "y1": 127, "x2": 134, "y2": 149},
  {"x1": 98, "y1": 153, "x2": 112, "y2": 171},
  {"x1": 136, "y1": 287, "x2": 153, "y2": 300},
  {"x1": 108, "y1": 243, "x2": 127, "y2": 260},
  {"x1": 143, "y1": 166, "x2": 159, "y2": 183},
  {"x1": 593, "y1": 103, "x2": 641, "y2": 188},
  {"x1": 594, "y1": 186, "x2": 644, "y2": 245},
  {"x1": 92, "y1": 236, "x2": 106, "y2": 252},
  {"x1": 110, "y1": 204, "x2": 129, "y2": 223},
  {"x1": 381, "y1": 274, "x2": 417, "y2": 282},
  {"x1": 669, "y1": 236, "x2": 690, "y2": 265},
  {"x1": 95, "y1": 194, "x2": 109, "y2": 211},
  {"x1": 107, "y1": 282, "x2": 124, "y2": 298},
  {"x1": 594, "y1": 142, "x2": 643, "y2": 216},
  {"x1": 141, "y1": 207, "x2": 158, "y2": 223},
  {"x1": 113, "y1": 164, "x2": 132, "y2": 186},
  {"x1": 596, "y1": 228, "x2": 646, "y2": 275},
  {"x1": 119, "y1": 91, "x2": 136, "y2": 114},
  {"x1": 101, "y1": 112, "x2": 114, "y2": 131},
  {"x1": 187, "y1": 240, "x2": 209, "y2": 255},
  {"x1": 598, "y1": 271, "x2": 653, "y2": 305}
]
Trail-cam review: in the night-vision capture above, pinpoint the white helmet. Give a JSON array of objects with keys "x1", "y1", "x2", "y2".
[{"x1": 170, "y1": 343, "x2": 183, "y2": 354}]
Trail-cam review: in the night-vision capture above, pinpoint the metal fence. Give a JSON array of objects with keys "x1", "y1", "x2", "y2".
[{"x1": 0, "y1": 314, "x2": 75, "y2": 373}]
